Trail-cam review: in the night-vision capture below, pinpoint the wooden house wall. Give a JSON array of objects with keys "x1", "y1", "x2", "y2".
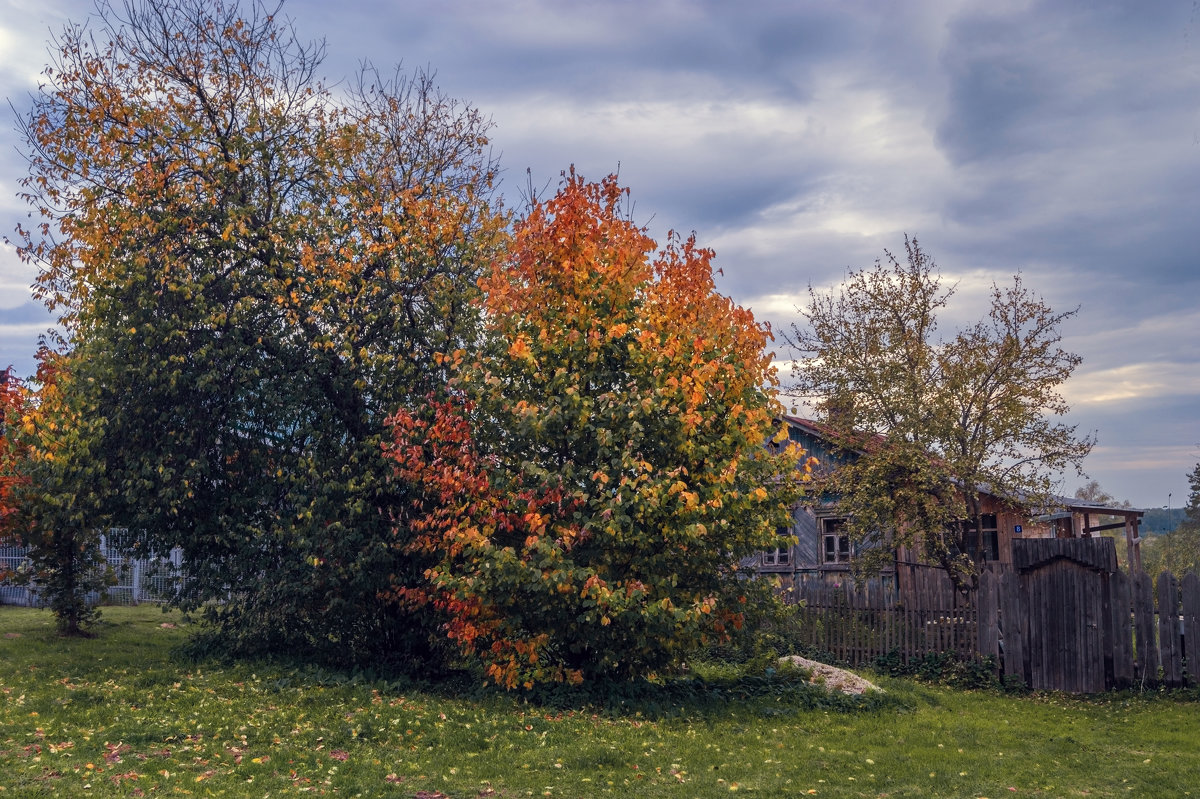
[
  {"x1": 785, "y1": 424, "x2": 840, "y2": 471},
  {"x1": 975, "y1": 494, "x2": 1022, "y2": 566},
  {"x1": 791, "y1": 506, "x2": 820, "y2": 568},
  {"x1": 759, "y1": 417, "x2": 1100, "y2": 583}
]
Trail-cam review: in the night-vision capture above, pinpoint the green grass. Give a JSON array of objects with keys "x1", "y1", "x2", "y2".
[{"x1": 2, "y1": 605, "x2": 1198, "y2": 797}]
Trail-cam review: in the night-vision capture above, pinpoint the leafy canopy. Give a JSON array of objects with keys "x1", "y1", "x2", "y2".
[
  {"x1": 0, "y1": 350, "x2": 113, "y2": 635},
  {"x1": 387, "y1": 172, "x2": 804, "y2": 687},
  {"x1": 787, "y1": 237, "x2": 1093, "y2": 589},
  {"x1": 12, "y1": 0, "x2": 505, "y2": 661}
]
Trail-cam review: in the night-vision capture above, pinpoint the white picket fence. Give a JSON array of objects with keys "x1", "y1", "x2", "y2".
[{"x1": 0, "y1": 530, "x2": 183, "y2": 607}]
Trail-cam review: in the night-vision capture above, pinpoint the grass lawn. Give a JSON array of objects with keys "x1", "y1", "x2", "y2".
[{"x1": 1, "y1": 605, "x2": 1198, "y2": 798}]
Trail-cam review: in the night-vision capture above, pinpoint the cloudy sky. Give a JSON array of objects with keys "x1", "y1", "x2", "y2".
[{"x1": 0, "y1": 0, "x2": 1197, "y2": 508}]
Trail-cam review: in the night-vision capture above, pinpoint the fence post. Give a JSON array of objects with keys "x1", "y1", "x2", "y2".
[
  {"x1": 1158, "y1": 572, "x2": 1183, "y2": 687},
  {"x1": 1100, "y1": 569, "x2": 1114, "y2": 690},
  {"x1": 1110, "y1": 569, "x2": 1134, "y2": 689},
  {"x1": 999, "y1": 569, "x2": 1025, "y2": 686},
  {"x1": 977, "y1": 570, "x2": 1000, "y2": 670},
  {"x1": 1133, "y1": 571, "x2": 1158, "y2": 686},
  {"x1": 1182, "y1": 573, "x2": 1200, "y2": 687}
]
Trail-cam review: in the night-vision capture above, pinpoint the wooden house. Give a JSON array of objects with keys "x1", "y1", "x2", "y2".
[{"x1": 752, "y1": 416, "x2": 1146, "y2": 595}]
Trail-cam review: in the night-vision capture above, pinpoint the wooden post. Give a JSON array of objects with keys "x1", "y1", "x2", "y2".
[
  {"x1": 1100, "y1": 569, "x2": 1114, "y2": 690},
  {"x1": 1133, "y1": 571, "x2": 1158, "y2": 686},
  {"x1": 1182, "y1": 573, "x2": 1200, "y2": 687},
  {"x1": 999, "y1": 569, "x2": 1025, "y2": 686},
  {"x1": 1110, "y1": 569, "x2": 1134, "y2": 689},
  {"x1": 977, "y1": 569, "x2": 1000, "y2": 672},
  {"x1": 1158, "y1": 572, "x2": 1182, "y2": 687},
  {"x1": 1126, "y1": 517, "x2": 1142, "y2": 574}
]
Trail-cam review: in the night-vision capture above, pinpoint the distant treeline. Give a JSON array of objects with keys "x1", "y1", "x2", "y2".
[{"x1": 1142, "y1": 507, "x2": 1186, "y2": 536}]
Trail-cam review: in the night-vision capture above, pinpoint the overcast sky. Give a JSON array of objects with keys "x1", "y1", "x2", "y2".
[{"x1": 1, "y1": 0, "x2": 1197, "y2": 508}]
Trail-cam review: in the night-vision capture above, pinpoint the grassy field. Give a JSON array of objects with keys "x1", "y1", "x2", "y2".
[{"x1": 1, "y1": 605, "x2": 1198, "y2": 798}]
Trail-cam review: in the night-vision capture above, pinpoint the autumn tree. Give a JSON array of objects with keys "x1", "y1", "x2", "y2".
[
  {"x1": 787, "y1": 237, "x2": 1093, "y2": 590},
  {"x1": 0, "y1": 368, "x2": 26, "y2": 532},
  {"x1": 0, "y1": 367, "x2": 27, "y2": 588},
  {"x1": 13, "y1": 0, "x2": 504, "y2": 661},
  {"x1": 386, "y1": 173, "x2": 804, "y2": 687},
  {"x1": 0, "y1": 350, "x2": 113, "y2": 635}
]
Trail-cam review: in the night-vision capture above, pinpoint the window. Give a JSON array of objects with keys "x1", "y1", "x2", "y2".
[
  {"x1": 822, "y1": 517, "x2": 851, "y2": 564},
  {"x1": 961, "y1": 514, "x2": 1000, "y2": 561},
  {"x1": 762, "y1": 525, "x2": 792, "y2": 566},
  {"x1": 762, "y1": 548, "x2": 790, "y2": 566}
]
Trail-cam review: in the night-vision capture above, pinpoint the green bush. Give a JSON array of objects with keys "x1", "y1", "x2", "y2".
[{"x1": 871, "y1": 648, "x2": 1017, "y2": 691}]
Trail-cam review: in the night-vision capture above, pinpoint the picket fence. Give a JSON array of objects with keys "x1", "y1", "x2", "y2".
[
  {"x1": 0, "y1": 532, "x2": 182, "y2": 607},
  {"x1": 787, "y1": 538, "x2": 1200, "y2": 693}
]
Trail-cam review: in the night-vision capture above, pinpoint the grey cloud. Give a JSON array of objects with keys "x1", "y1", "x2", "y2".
[
  {"x1": 936, "y1": 2, "x2": 1196, "y2": 165},
  {"x1": 0, "y1": 302, "x2": 51, "y2": 325},
  {"x1": 1, "y1": 0, "x2": 1195, "y2": 506},
  {"x1": 310, "y1": 0, "x2": 865, "y2": 106}
]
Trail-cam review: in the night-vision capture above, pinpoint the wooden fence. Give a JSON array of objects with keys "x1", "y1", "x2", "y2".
[
  {"x1": 787, "y1": 538, "x2": 1200, "y2": 692},
  {"x1": 789, "y1": 573, "x2": 978, "y2": 665}
]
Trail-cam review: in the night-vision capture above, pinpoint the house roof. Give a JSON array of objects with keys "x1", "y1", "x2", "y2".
[
  {"x1": 780, "y1": 414, "x2": 884, "y2": 453},
  {"x1": 1052, "y1": 498, "x2": 1147, "y2": 517},
  {"x1": 781, "y1": 416, "x2": 1146, "y2": 521}
]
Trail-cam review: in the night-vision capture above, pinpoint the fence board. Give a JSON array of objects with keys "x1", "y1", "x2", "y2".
[
  {"x1": 1110, "y1": 570, "x2": 1134, "y2": 689},
  {"x1": 1183, "y1": 573, "x2": 1200, "y2": 686},
  {"x1": 1158, "y1": 572, "x2": 1183, "y2": 687},
  {"x1": 999, "y1": 569, "x2": 1025, "y2": 684},
  {"x1": 1100, "y1": 570, "x2": 1115, "y2": 689},
  {"x1": 1133, "y1": 571, "x2": 1158, "y2": 686},
  {"x1": 977, "y1": 570, "x2": 999, "y2": 662}
]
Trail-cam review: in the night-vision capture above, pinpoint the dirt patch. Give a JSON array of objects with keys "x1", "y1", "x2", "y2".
[{"x1": 780, "y1": 655, "x2": 882, "y2": 695}]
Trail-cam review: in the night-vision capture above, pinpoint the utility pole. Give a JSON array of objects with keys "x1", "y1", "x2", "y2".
[{"x1": 1166, "y1": 493, "x2": 1172, "y2": 572}]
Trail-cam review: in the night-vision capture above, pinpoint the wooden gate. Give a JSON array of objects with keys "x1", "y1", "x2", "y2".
[{"x1": 980, "y1": 538, "x2": 1117, "y2": 692}]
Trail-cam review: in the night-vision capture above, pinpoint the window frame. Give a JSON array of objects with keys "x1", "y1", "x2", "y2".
[
  {"x1": 761, "y1": 547, "x2": 791, "y2": 567},
  {"x1": 761, "y1": 524, "x2": 794, "y2": 568},
  {"x1": 960, "y1": 513, "x2": 1000, "y2": 562},
  {"x1": 821, "y1": 517, "x2": 852, "y2": 565}
]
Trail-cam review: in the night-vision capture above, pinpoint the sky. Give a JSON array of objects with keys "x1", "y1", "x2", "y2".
[{"x1": 0, "y1": 0, "x2": 1197, "y2": 509}]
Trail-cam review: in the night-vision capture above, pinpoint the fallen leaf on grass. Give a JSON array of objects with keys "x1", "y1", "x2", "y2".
[{"x1": 104, "y1": 742, "x2": 132, "y2": 763}]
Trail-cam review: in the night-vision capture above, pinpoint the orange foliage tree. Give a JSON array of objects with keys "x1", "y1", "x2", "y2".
[
  {"x1": 0, "y1": 367, "x2": 30, "y2": 587},
  {"x1": 13, "y1": 0, "x2": 504, "y2": 659},
  {"x1": 0, "y1": 350, "x2": 112, "y2": 635},
  {"x1": 386, "y1": 173, "x2": 805, "y2": 687},
  {"x1": 0, "y1": 367, "x2": 27, "y2": 531}
]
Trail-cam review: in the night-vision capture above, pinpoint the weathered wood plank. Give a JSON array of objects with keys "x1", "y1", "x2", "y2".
[
  {"x1": 1110, "y1": 569, "x2": 1134, "y2": 689},
  {"x1": 999, "y1": 568, "x2": 1025, "y2": 686},
  {"x1": 1133, "y1": 571, "x2": 1158, "y2": 686},
  {"x1": 1084, "y1": 565, "x2": 1105, "y2": 693},
  {"x1": 1100, "y1": 570, "x2": 1115, "y2": 690},
  {"x1": 1158, "y1": 571, "x2": 1183, "y2": 687},
  {"x1": 1181, "y1": 573, "x2": 1200, "y2": 687}
]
